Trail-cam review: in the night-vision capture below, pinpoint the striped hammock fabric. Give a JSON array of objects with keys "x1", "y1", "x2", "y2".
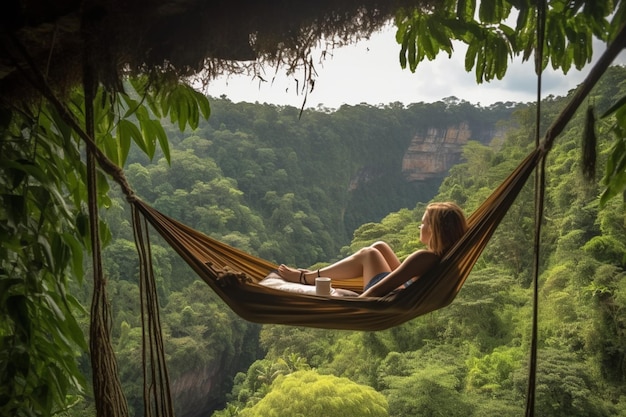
[{"x1": 131, "y1": 147, "x2": 544, "y2": 331}]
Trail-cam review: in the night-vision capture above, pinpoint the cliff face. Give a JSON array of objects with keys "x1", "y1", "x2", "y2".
[
  {"x1": 172, "y1": 364, "x2": 223, "y2": 417},
  {"x1": 343, "y1": 122, "x2": 476, "y2": 232},
  {"x1": 401, "y1": 123, "x2": 471, "y2": 181}
]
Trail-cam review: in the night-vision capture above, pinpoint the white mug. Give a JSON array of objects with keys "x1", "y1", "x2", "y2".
[{"x1": 315, "y1": 277, "x2": 332, "y2": 295}]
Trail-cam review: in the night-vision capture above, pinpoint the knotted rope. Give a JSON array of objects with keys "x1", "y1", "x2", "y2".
[{"x1": 5, "y1": 30, "x2": 173, "y2": 417}]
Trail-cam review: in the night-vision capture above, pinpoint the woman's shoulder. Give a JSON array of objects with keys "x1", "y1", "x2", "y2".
[
  {"x1": 404, "y1": 249, "x2": 440, "y2": 270},
  {"x1": 411, "y1": 249, "x2": 440, "y2": 261}
]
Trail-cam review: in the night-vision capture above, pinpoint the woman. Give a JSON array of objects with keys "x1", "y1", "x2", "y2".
[{"x1": 277, "y1": 202, "x2": 468, "y2": 297}]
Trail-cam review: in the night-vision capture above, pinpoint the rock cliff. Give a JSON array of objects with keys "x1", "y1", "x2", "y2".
[
  {"x1": 401, "y1": 122, "x2": 471, "y2": 181},
  {"x1": 171, "y1": 364, "x2": 223, "y2": 417}
]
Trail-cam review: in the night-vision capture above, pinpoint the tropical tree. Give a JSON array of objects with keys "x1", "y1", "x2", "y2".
[
  {"x1": 378, "y1": 348, "x2": 476, "y2": 416},
  {"x1": 238, "y1": 370, "x2": 389, "y2": 417}
]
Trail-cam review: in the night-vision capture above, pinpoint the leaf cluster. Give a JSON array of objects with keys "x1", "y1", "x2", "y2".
[
  {"x1": 396, "y1": 0, "x2": 624, "y2": 83},
  {"x1": 0, "y1": 76, "x2": 211, "y2": 416}
]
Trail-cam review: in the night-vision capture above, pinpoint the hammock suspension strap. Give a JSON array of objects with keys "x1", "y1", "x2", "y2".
[
  {"x1": 525, "y1": 0, "x2": 547, "y2": 414},
  {"x1": 83, "y1": 35, "x2": 130, "y2": 417}
]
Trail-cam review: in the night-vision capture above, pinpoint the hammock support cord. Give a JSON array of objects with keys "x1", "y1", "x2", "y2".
[
  {"x1": 132, "y1": 206, "x2": 175, "y2": 417},
  {"x1": 526, "y1": 1, "x2": 547, "y2": 415},
  {"x1": 523, "y1": 20, "x2": 626, "y2": 417},
  {"x1": 83, "y1": 37, "x2": 130, "y2": 417}
]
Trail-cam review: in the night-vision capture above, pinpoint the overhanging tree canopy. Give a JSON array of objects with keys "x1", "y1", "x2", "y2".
[{"x1": 0, "y1": 0, "x2": 436, "y2": 102}]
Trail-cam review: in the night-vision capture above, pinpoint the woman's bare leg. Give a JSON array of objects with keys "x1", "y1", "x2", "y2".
[
  {"x1": 370, "y1": 241, "x2": 401, "y2": 270},
  {"x1": 277, "y1": 242, "x2": 394, "y2": 287}
]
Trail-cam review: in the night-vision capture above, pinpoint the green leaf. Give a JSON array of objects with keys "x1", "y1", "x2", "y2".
[
  {"x1": 151, "y1": 119, "x2": 171, "y2": 163},
  {"x1": 145, "y1": 89, "x2": 163, "y2": 119},
  {"x1": 465, "y1": 39, "x2": 479, "y2": 72},
  {"x1": 61, "y1": 296, "x2": 89, "y2": 350},
  {"x1": 120, "y1": 93, "x2": 141, "y2": 119},
  {"x1": 456, "y1": 0, "x2": 468, "y2": 21},
  {"x1": 408, "y1": 25, "x2": 418, "y2": 71},
  {"x1": 183, "y1": 87, "x2": 199, "y2": 130},
  {"x1": 604, "y1": 138, "x2": 625, "y2": 181},
  {"x1": 399, "y1": 26, "x2": 410, "y2": 69},
  {"x1": 37, "y1": 236, "x2": 55, "y2": 273},
  {"x1": 479, "y1": 0, "x2": 496, "y2": 23},
  {"x1": 196, "y1": 90, "x2": 211, "y2": 120},
  {"x1": 43, "y1": 293, "x2": 66, "y2": 322},
  {"x1": 484, "y1": 42, "x2": 495, "y2": 80},
  {"x1": 119, "y1": 125, "x2": 132, "y2": 165},
  {"x1": 494, "y1": 37, "x2": 509, "y2": 79},
  {"x1": 142, "y1": 126, "x2": 156, "y2": 160},
  {"x1": 160, "y1": 87, "x2": 172, "y2": 116},
  {"x1": 548, "y1": 16, "x2": 566, "y2": 64},
  {"x1": 6, "y1": 161, "x2": 27, "y2": 190},
  {"x1": 514, "y1": 5, "x2": 530, "y2": 32},
  {"x1": 428, "y1": 17, "x2": 453, "y2": 55},
  {"x1": 475, "y1": 40, "x2": 486, "y2": 82},
  {"x1": 102, "y1": 132, "x2": 120, "y2": 166},
  {"x1": 418, "y1": 20, "x2": 435, "y2": 60},
  {"x1": 75, "y1": 213, "x2": 88, "y2": 239},
  {"x1": 63, "y1": 232, "x2": 85, "y2": 281},
  {"x1": 96, "y1": 171, "x2": 112, "y2": 208},
  {"x1": 499, "y1": 24, "x2": 516, "y2": 50},
  {"x1": 599, "y1": 134, "x2": 626, "y2": 205},
  {"x1": 0, "y1": 278, "x2": 22, "y2": 303},
  {"x1": 599, "y1": 168, "x2": 626, "y2": 206},
  {"x1": 118, "y1": 118, "x2": 146, "y2": 155},
  {"x1": 176, "y1": 90, "x2": 189, "y2": 131},
  {"x1": 4, "y1": 159, "x2": 50, "y2": 186},
  {"x1": 51, "y1": 236, "x2": 70, "y2": 275}
]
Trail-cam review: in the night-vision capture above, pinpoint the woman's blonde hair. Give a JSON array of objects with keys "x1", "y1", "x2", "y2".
[{"x1": 425, "y1": 202, "x2": 468, "y2": 256}]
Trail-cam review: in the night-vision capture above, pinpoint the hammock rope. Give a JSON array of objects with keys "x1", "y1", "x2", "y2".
[
  {"x1": 132, "y1": 206, "x2": 175, "y2": 417},
  {"x1": 526, "y1": 1, "x2": 547, "y2": 415},
  {"x1": 83, "y1": 38, "x2": 130, "y2": 417}
]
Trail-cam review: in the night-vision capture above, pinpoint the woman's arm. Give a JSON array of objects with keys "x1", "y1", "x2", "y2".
[{"x1": 359, "y1": 250, "x2": 440, "y2": 297}]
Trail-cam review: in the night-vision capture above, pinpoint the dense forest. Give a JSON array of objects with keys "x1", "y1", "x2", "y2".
[
  {"x1": 58, "y1": 66, "x2": 626, "y2": 417},
  {"x1": 123, "y1": 94, "x2": 517, "y2": 265}
]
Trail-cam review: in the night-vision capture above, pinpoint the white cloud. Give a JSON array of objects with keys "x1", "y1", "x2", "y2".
[{"x1": 203, "y1": 27, "x2": 626, "y2": 109}]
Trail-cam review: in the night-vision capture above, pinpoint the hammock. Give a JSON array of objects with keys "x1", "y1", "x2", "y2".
[{"x1": 131, "y1": 147, "x2": 544, "y2": 331}]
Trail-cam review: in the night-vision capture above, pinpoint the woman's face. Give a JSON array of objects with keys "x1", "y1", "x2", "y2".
[{"x1": 419, "y1": 211, "x2": 432, "y2": 246}]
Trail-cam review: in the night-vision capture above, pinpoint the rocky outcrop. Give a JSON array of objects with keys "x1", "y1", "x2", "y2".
[
  {"x1": 401, "y1": 123, "x2": 471, "y2": 181},
  {"x1": 171, "y1": 364, "x2": 224, "y2": 417},
  {"x1": 347, "y1": 166, "x2": 383, "y2": 191}
]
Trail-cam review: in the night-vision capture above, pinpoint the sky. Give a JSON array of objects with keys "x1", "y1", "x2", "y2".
[{"x1": 203, "y1": 25, "x2": 625, "y2": 110}]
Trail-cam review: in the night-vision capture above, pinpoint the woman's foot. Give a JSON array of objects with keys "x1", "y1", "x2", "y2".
[{"x1": 277, "y1": 265, "x2": 312, "y2": 284}]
